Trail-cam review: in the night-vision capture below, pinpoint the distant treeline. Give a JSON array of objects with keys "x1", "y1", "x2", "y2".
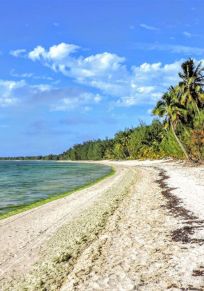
[
  {"x1": 0, "y1": 155, "x2": 59, "y2": 161},
  {"x1": 1, "y1": 59, "x2": 204, "y2": 162},
  {"x1": 57, "y1": 119, "x2": 189, "y2": 161}
]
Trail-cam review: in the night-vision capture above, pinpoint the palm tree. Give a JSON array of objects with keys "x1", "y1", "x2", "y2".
[
  {"x1": 179, "y1": 58, "x2": 204, "y2": 113},
  {"x1": 153, "y1": 86, "x2": 189, "y2": 159}
]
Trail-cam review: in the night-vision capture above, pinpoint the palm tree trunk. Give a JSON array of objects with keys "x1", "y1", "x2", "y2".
[{"x1": 170, "y1": 122, "x2": 189, "y2": 160}]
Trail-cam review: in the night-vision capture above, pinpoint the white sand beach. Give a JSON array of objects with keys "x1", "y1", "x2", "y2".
[{"x1": 0, "y1": 160, "x2": 204, "y2": 290}]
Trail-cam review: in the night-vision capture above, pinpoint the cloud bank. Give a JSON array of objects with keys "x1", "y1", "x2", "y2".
[
  {"x1": 25, "y1": 43, "x2": 183, "y2": 106},
  {"x1": 6, "y1": 42, "x2": 201, "y2": 110}
]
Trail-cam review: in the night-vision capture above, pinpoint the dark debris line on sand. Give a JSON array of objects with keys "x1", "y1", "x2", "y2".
[{"x1": 156, "y1": 168, "x2": 204, "y2": 289}]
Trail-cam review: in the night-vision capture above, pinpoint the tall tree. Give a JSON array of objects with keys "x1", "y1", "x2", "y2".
[
  {"x1": 179, "y1": 58, "x2": 204, "y2": 114},
  {"x1": 153, "y1": 86, "x2": 189, "y2": 159}
]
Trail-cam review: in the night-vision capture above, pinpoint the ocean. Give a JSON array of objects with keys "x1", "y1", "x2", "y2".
[{"x1": 0, "y1": 160, "x2": 112, "y2": 215}]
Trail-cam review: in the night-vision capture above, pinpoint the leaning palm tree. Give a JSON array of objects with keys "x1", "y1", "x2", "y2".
[
  {"x1": 153, "y1": 86, "x2": 189, "y2": 160},
  {"x1": 179, "y1": 58, "x2": 204, "y2": 113}
]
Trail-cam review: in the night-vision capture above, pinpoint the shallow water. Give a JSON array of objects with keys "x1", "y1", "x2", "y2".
[{"x1": 0, "y1": 161, "x2": 112, "y2": 215}]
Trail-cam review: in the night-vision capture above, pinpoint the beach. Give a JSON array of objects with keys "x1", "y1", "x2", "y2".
[{"x1": 0, "y1": 160, "x2": 204, "y2": 290}]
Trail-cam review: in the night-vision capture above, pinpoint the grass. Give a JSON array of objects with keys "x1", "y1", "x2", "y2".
[{"x1": 0, "y1": 166, "x2": 115, "y2": 220}]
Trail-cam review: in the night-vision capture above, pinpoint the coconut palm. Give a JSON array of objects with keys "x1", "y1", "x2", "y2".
[
  {"x1": 153, "y1": 86, "x2": 189, "y2": 159},
  {"x1": 179, "y1": 58, "x2": 204, "y2": 113}
]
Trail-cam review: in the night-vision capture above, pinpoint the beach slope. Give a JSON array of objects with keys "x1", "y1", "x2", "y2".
[{"x1": 0, "y1": 160, "x2": 204, "y2": 290}]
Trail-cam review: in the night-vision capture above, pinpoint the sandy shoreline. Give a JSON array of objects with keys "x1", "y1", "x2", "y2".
[{"x1": 0, "y1": 160, "x2": 204, "y2": 290}]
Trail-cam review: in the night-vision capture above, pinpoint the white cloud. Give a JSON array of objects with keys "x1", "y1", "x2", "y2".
[
  {"x1": 25, "y1": 43, "x2": 187, "y2": 107},
  {"x1": 28, "y1": 44, "x2": 128, "y2": 97},
  {"x1": 147, "y1": 108, "x2": 153, "y2": 114},
  {"x1": 10, "y1": 49, "x2": 26, "y2": 57},
  {"x1": 51, "y1": 92, "x2": 102, "y2": 111},
  {"x1": 32, "y1": 84, "x2": 53, "y2": 93},
  {"x1": 54, "y1": 52, "x2": 126, "y2": 87},
  {"x1": 139, "y1": 62, "x2": 162, "y2": 72},
  {"x1": 0, "y1": 80, "x2": 26, "y2": 91},
  {"x1": 183, "y1": 31, "x2": 201, "y2": 39},
  {"x1": 0, "y1": 97, "x2": 18, "y2": 107},
  {"x1": 0, "y1": 80, "x2": 25, "y2": 107},
  {"x1": 134, "y1": 42, "x2": 204, "y2": 56},
  {"x1": 183, "y1": 31, "x2": 192, "y2": 38},
  {"x1": 116, "y1": 96, "x2": 138, "y2": 107},
  {"x1": 28, "y1": 43, "x2": 79, "y2": 61},
  {"x1": 12, "y1": 42, "x2": 204, "y2": 108},
  {"x1": 140, "y1": 23, "x2": 158, "y2": 31},
  {"x1": 10, "y1": 69, "x2": 55, "y2": 81},
  {"x1": 48, "y1": 43, "x2": 79, "y2": 60},
  {"x1": 0, "y1": 78, "x2": 103, "y2": 111},
  {"x1": 93, "y1": 94, "x2": 102, "y2": 103},
  {"x1": 137, "y1": 86, "x2": 155, "y2": 94},
  {"x1": 118, "y1": 60, "x2": 182, "y2": 106},
  {"x1": 10, "y1": 70, "x2": 33, "y2": 78},
  {"x1": 28, "y1": 46, "x2": 46, "y2": 60}
]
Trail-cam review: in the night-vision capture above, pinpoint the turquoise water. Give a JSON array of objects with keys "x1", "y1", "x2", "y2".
[{"x1": 0, "y1": 161, "x2": 112, "y2": 215}]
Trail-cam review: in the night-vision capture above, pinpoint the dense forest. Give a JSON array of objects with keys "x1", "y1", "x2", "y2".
[{"x1": 1, "y1": 59, "x2": 203, "y2": 162}]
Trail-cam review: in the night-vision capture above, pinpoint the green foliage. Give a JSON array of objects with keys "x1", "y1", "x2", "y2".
[
  {"x1": 153, "y1": 59, "x2": 204, "y2": 161},
  {"x1": 160, "y1": 130, "x2": 184, "y2": 159},
  {"x1": 57, "y1": 120, "x2": 167, "y2": 161},
  {"x1": 59, "y1": 139, "x2": 110, "y2": 161}
]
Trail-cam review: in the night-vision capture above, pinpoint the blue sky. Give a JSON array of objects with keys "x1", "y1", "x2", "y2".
[{"x1": 0, "y1": 0, "x2": 204, "y2": 156}]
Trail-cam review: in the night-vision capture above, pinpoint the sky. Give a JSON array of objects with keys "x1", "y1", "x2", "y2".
[{"x1": 0, "y1": 0, "x2": 204, "y2": 156}]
